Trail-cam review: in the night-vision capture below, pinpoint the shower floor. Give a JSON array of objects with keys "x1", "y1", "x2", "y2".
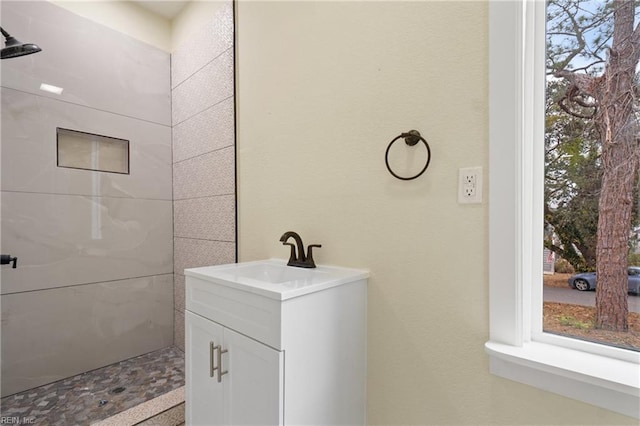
[{"x1": 0, "y1": 345, "x2": 184, "y2": 425}]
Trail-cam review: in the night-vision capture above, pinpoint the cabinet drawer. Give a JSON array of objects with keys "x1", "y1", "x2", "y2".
[{"x1": 186, "y1": 276, "x2": 283, "y2": 349}]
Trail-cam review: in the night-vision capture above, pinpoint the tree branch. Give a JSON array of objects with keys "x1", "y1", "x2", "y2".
[
  {"x1": 558, "y1": 97, "x2": 597, "y2": 119},
  {"x1": 570, "y1": 60, "x2": 606, "y2": 73},
  {"x1": 552, "y1": 1, "x2": 588, "y2": 70},
  {"x1": 554, "y1": 70, "x2": 597, "y2": 96}
]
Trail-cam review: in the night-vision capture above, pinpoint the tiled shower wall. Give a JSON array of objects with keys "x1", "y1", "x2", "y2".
[
  {"x1": 171, "y1": 1, "x2": 236, "y2": 350},
  {"x1": 0, "y1": 1, "x2": 173, "y2": 396}
]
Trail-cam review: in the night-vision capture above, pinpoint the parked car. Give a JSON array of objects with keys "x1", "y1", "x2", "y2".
[{"x1": 568, "y1": 267, "x2": 640, "y2": 294}]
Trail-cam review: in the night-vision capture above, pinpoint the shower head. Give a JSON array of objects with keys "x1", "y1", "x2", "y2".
[{"x1": 1, "y1": 26, "x2": 41, "y2": 59}]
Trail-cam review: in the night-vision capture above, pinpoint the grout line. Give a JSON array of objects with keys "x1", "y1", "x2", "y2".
[
  {"x1": 174, "y1": 236, "x2": 235, "y2": 243},
  {"x1": 172, "y1": 143, "x2": 234, "y2": 166},
  {"x1": 171, "y1": 94, "x2": 234, "y2": 129},
  {"x1": 1, "y1": 273, "x2": 174, "y2": 297},
  {"x1": 0, "y1": 86, "x2": 171, "y2": 128},
  {"x1": 171, "y1": 47, "x2": 233, "y2": 93},
  {"x1": 173, "y1": 193, "x2": 235, "y2": 202},
  {"x1": 0, "y1": 189, "x2": 172, "y2": 202}
]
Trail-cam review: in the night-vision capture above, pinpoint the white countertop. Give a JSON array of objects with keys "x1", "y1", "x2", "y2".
[{"x1": 184, "y1": 259, "x2": 369, "y2": 300}]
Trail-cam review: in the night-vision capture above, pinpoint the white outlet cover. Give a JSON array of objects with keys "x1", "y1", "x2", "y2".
[{"x1": 458, "y1": 167, "x2": 483, "y2": 204}]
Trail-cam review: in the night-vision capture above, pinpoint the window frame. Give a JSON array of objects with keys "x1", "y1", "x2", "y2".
[{"x1": 485, "y1": 0, "x2": 640, "y2": 419}]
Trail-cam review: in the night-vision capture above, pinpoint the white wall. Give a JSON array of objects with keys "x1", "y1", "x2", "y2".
[
  {"x1": 236, "y1": 1, "x2": 636, "y2": 424},
  {"x1": 51, "y1": 0, "x2": 172, "y2": 51}
]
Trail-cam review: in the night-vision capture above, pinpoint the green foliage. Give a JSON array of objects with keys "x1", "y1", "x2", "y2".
[{"x1": 544, "y1": 80, "x2": 601, "y2": 272}]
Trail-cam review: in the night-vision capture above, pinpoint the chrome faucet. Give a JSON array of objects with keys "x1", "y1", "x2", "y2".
[{"x1": 279, "y1": 231, "x2": 321, "y2": 268}]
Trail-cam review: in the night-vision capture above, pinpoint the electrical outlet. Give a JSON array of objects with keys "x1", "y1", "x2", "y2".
[{"x1": 458, "y1": 167, "x2": 482, "y2": 204}]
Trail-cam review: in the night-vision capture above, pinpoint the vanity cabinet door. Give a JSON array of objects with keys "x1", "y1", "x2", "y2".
[
  {"x1": 186, "y1": 311, "x2": 284, "y2": 426},
  {"x1": 185, "y1": 311, "x2": 224, "y2": 426},
  {"x1": 223, "y1": 327, "x2": 283, "y2": 425}
]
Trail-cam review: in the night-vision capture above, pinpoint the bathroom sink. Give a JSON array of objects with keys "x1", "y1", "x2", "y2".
[
  {"x1": 225, "y1": 262, "x2": 320, "y2": 284},
  {"x1": 184, "y1": 259, "x2": 369, "y2": 300}
]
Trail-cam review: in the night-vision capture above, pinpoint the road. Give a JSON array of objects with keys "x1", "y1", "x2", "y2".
[{"x1": 544, "y1": 286, "x2": 640, "y2": 313}]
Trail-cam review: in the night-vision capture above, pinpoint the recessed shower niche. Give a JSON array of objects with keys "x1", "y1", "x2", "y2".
[{"x1": 57, "y1": 127, "x2": 129, "y2": 174}]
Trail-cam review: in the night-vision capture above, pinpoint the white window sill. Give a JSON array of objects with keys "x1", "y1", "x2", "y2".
[{"x1": 485, "y1": 340, "x2": 640, "y2": 419}]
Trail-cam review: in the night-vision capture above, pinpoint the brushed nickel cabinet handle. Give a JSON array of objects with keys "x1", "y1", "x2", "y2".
[
  {"x1": 216, "y1": 345, "x2": 228, "y2": 383},
  {"x1": 209, "y1": 341, "x2": 217, "y2": 378}
]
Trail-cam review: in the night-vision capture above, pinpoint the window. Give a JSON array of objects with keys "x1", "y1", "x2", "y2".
[
  {"x1": 57, "y1": 128, "x2": 129, "y2": 174},
  {"x1": 485, "y1": 0, "x2": 639, "y2": 419}
]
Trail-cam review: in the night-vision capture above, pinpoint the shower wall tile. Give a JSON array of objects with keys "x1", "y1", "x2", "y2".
[
  {"x1": 174, "y1": 195, "x2": 236, "y2": 242},
  {"x1": 1, "y1": 88, "x2": 172, "y2": 200},
  {"x1": 171, "y1": 48, "x2": 234, "y2": 125},
  {"x1": 0, "y1": 1, "x2": 175, "y2": 392},
  {"x1": 173, "y1": 147, "x2": 235, "y2": 200},
  {"x1": 0, "y1": 1, "x2": 171, "y2": 125},
  {"x1": 1, "y1": 274, "x2": 174, "y2": 397},
  {"x1": 171, "y1": 1, "x2": 236, "y2": 350},
  {"x1": 173, "y1": 238, "x2": 235, "y2": 276},
  {"x1": 174, "y1": 274, "x2": 185, "y2": 313},
  {"x1": 172, "y1": 96, "x2": 235, "y2": 164},
  {"x1": 174, "y1": 310, "x2": 185, "y2": 352},
  {"x1": 1, "y1": 191, "x2": 173, "y2": 295},
  {"x1": 171, "y1": 2, "x2": 233, "y2": 89}
]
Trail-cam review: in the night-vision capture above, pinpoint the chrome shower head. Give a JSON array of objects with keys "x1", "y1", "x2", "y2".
[{"x1": 1, "y1": 27, "x2": 41, "y2": 59}]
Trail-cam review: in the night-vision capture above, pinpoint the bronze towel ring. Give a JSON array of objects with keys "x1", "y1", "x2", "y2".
[{"x1": 385, "y1": 130, "x2": 431, "y2": 181}]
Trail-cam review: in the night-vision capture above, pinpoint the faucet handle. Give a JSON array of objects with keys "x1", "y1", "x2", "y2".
[
  {"x1": 1, "y1": 254, "x2": 17, "y2": 269},
  {"x1": 305, "y1": 244, "x2": 322, "y2": 268}
]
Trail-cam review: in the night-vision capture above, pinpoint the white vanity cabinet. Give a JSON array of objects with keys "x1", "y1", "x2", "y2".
[{"x1": 184, "y1": 259, "x2": 368, "y2": 426}]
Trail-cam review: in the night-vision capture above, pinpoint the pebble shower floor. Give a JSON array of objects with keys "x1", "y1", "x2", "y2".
[{"x1": 0, "y1": 346, "x2": 184, "y2": 425}]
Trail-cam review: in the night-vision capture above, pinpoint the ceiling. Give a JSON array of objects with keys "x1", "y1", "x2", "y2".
[{"x1": 132, "y1": 1, "x2": 188, "y2": 19}]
